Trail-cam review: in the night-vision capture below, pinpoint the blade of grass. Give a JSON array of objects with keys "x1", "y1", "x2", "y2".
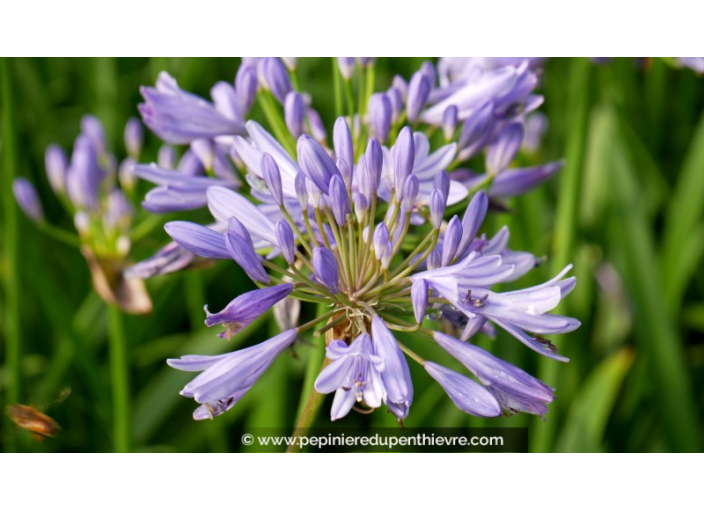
[
  {"x1": 532, "y1": 57, "x2": 591, "y2": 453},
  {"x1": 1, "y1": 57, "x2": 22, "y2": 452},
  {"x1": 34, "y1": 339, "x2": 74, "y2": 404},
  {"x1": 555, "y1": 348, "x2": 634, "y2": 452},
  {"x1": 611, "y1": 126, "x2": 700, "y2": 452},
  {"x1": 682, "y1": 302, "x2": 704, "y2": 332},
  {"x1": 25, "y1": 268, "x2": 110, "y2": 420},
  {"x1": 92, "y1": 58, "x2": 119, "y2": 146},
  {"x1": 661, "y1": 109, "x2": 704, "y2": 310}
]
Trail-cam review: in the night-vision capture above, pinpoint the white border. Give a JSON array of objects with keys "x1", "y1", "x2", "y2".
[
  {"x1": 0, "y1": 454, "x2": 698, "y2": 506},
  {"x1": 0, "y1": 1, "x2": 697, "y2": 56}
]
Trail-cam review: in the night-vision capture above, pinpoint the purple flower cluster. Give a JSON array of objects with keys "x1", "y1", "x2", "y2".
[
  {"x1": 13, "y1": 115, "x2": 156, "y2": 313},
  {"x1": 13, "y1": 115, "x2": 139, "y2": 258},
  {"x1": 132, "y1": 57, "x2": 579, "y2": 422},
  {"x1": 161, "y1": 117, "x2": 578, "y2": 421}
]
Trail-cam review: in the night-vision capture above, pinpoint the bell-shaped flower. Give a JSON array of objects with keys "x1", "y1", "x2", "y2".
[
  {"x1": 314, "y1": 333, "x2": 386, "y2": 421},
  {"x1": 204, "y1": 283, "x2": 294, "y2": 340},
  {"x1": 168, "y1": 329, "x2": 297, "y2": 420},
  {"x1": 424, "y1": 362, "x2": 501, "y2": 417},
  {"x1": 139, "y1": 72, "x2": 245, "y2": 144},
  {"x1": 433, "y1": 331, "x2": 555, "y2": 417},
  {"x1": 372, "y1": 316, "x2": 413, "y2": 419}
]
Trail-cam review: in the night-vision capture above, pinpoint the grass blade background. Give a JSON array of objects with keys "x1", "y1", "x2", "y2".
[{"x1": 1, "y1": 57, "x2": 22, "y2": 452}]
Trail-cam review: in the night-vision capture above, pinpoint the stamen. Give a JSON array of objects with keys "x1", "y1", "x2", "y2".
[{"x1": 464, "y1": 290, "x2": 489, "y2": 309}]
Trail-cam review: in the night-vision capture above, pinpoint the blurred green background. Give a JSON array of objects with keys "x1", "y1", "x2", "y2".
[{"x1": 1, "y1": 57, "x2": 703, "y2": 452}]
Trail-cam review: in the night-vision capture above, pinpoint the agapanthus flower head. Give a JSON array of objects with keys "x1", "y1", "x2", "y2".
[
  {"x1": 13, "y1": 116, "x2": 152, "y2": 314},
  {"x1": 132, "y1": 57, "x2": 579, "y2": 423},
  {"x1": 164, "y1": 116, "x2": 578, "y2": 421}
]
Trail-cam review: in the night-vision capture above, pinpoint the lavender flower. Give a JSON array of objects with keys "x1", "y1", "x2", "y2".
[
  {"x1": 13, "y1": 178, "x2": 44, "y2": 223},
  {"x1": 413, "y1": 261, "x2": 579, "y2": 361},
  {"x1": 297, "y1": 134, "x2": 340, "y2": 194},
  {"x1": 257, "y1": 57, "x2": 292, "y2": 103},
  {"x1": 523, "y1": 112, "x2": 548, "y2": 153},
  {"x1": 235, "y1": 61, "x2": 259, "y2": 114},
  {"x1": 337, "y1": 58, "x2": 356, "y2": 80},
  {"x1": 371, "y1": 316, "x2": 413, "y2": 418},
  {"x1": 163, "y1": 221, "x2": 230, "y2": 260},
  {"x1": 134, "y1": 162, "x2": 239, "y2": 213},
  {"x1": 284, "y1": 92, "x2": 306, "y2": 139},
  {"x1": 66, "y1": 133, "x2": 104, "y2": 210},
  {"x1": 205, "y1": 284, "x2": 294, "y2": 340},
  {"x1": 124, "y1": 117, "x2": 144, "y2": 158},
  {"x1": 124, "y1": 241, "x2": 196, "y2": 279},
  {"x1": 369, "y1": 93, "x2": 392, "y2": 143},
  {"x1": 406, "y1": 71, "x2": 432, "y2": 122},
  {"x1": 678, "y1": 57, "x2": 704, "y2": 74},
  {"x1": 411, "y1": 279, "x2": 429, "y2": 324},
  {"x1": 168, "y1": 329, "x2": 298, "y2": 420},
  {"x1": 433, "y1": 331, "x2": 554, "y2": 416},
  {"x1": 314, "y1": 333, "x2": 386, "y2": 421},
  {"x1": 45, "y1": 144, "x2": 68, "y2": 193},
  {"x1": 424, "y1": 362, "x2": 501, "y2": 417},
  {"x1": 313, "y1": 247, "x2": 340, "y2": 294},
  {"x1": 139, "y1": 72, "x2": 246, "y2": 144},
  {"x1": 224, "y1": 220, "x2": 271, "y2": 284},
  {"x1": 486, "y1": 123, "x2": 524, "y2": 176}
]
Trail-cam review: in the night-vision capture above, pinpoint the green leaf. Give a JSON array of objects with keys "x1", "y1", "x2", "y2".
[
  {"x1": 556, "y1": 348, "x2": 634, "y2": 452},
  {"x1": 661, "y1": 109, "x2": 704, "y2": 309},
  {"x1": 610, "y1": 124, "x2": 701, "y2": 451},
  {"x1": 533, "y1": 57, "x2": 592, "y2": 453}
]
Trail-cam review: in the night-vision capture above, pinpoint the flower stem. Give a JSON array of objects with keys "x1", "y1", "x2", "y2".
[
  {"x1": 36, "y1": 222, "x2": 81, "y2": 247},
  {"x1": 108, "y1": 304, "x2": 130, "y2": 453},
  {"x1": 297, "y1": 308, "x2": 338, "y2": 334},
  {"x1": 287, "y1": 358, "x2": 331, "y2": 453},
  {"x1": 344, "y1": 78, "x2": 355, "y2": 119},
  {"x1": 280, "y1": 206, "x2": 313, "y2": 256},
  {"x1": 332, "y1": 58, "x2": 343, "y2": 118},
  {"x1": 363, "y1": 64, "x2": 375, "y2": 116},
  {"x1": 130, "y1": 213, "x2": 167, "y2": 242},
  {"x1": 257, "y1": 91, "x2": 296, "y2": 157}
]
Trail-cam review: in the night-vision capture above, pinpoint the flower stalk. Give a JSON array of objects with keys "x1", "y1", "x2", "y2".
[{"x1": 108, "y1": 304, "x2": 130, "y2": 453}]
